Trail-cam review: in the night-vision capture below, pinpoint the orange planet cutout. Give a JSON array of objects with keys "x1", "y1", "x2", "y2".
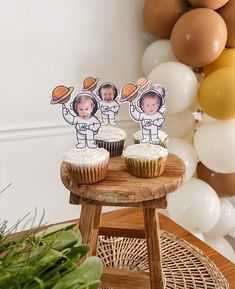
[
  {"x1": 136, "y1": 78, "x2": 150, "y2": 92},
  {"x1": 187, "y1": 0, "x2": 229, "y2": 10},
  {"x1": 170, "y1": 8, "x2": 227, "y2": 67},
  {"x1": 120, "y1": 84, "x2": 140, "y2": 102},
  {"x1": 143, "y1": 0, "x2": 189, "y2": 38},
  {"x1": 83, "y1": 77, "x2": 99, "y2": 92},
  {"x1": 51, "y1": 85, "x2": 74, "y2": 104},
  {"x1": 197, "y1": 162, "x2": 235, "y2": 197},
  {"x1": 218, "y1": 0, "x2": 235, "y2": 48}
]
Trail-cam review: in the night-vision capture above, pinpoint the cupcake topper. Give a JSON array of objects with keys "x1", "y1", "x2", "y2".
[
  {"x1": 121, "y1": 79, "x2": 166, "y2": 145},
  {"x1": 120, "y1": 83, "x2": 141, "y2": 103},
  {"x1": 95, "y1": 81, "x2": 120, "y2": 126},
  {"x1": 82, "y1": 77, "x2": 99, "y2": 92},
  {"x1": 50, "y1": 85, "x2": 74, "y2": 105},
  {"x1": 51, "y1": 84, "x2": 101, "y2": 149}
]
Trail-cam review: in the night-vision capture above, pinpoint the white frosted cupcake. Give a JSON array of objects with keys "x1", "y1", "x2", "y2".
[
  {"x1": 132, "y1": 130, "x2": 169, "y2": 148},
  {"x1": 61, "y1": 147, "x2": 109, "y2": 184},
  {"x1": 122, "y1": 143, "x2": 168, "y2": 178},
  {"x1": 95, "y1": 126, "x2": 127, "y2": 157}
]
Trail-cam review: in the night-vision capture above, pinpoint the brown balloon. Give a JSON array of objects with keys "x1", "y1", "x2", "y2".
[
  {"x1": 143, "y1": 0, "x2": 190, "y2": 39},
  {"x1": 187, "y1": 0, "x2": 229, "y2": 10},
  {"x1": 197, "y1": 162, "x2": 235, "y2": 197},
  {"x1": 170, "y1": 8, "x2": 227, "y2": 67},
  {"x1": 218, "y1": 0, "x2": 235, "y2": 48}
]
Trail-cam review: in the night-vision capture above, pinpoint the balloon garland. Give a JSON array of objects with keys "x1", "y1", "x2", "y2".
[{"x1": 142, "y1": 0, "x2": 235, "y2": 263}]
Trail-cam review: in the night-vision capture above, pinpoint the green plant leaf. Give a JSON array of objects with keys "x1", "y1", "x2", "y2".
[
  {"x1": 35, "y1": 223, "x2": 77, "y2": 238},
  {"x1": 52, "y1": 256, "x2": 103, "y2": 289},
  {"x1": 64, "y1": 244, "x2": 90, "y2": 261},
  {"x1": 42, "y1": 230, "x2": 82, "y2": 251}
]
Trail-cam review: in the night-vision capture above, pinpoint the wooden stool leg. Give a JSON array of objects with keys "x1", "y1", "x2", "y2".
[
  {"x1": 79, "y1": 204, "x2": 102, "y2": 256},
  {"x1": 90, "y1": 205, "x2": 102, "y2": 256},
  {"x1": 143, "y1": 208, "x2": 164, "y2": 289}
]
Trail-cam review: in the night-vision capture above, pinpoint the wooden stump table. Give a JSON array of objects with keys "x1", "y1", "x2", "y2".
[{"x1": 61, "y1": 154, "x2": 185, "y2": 289}]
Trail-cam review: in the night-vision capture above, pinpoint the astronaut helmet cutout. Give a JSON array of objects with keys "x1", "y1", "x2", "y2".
[
  {"x1": 51, "y1": 84, "x2": 101, "y2": 149},
  {"x1": 121, "y1": 78, "x2": 166, "y2": 144}
]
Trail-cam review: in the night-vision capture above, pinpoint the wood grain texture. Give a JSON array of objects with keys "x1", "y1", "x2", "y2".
[
  {"x1": 99, "y1": 222, "x2": 146, "y2": 239},
  {"x1": 70, "y1": 193, "x2": 168, "y2": 208},
  {"x1": 101, "y1": 268, "x2": 150, "y2": 289},
  {"x1": 61, "y1": 153, "x2": 185, "y2": 203},
  {"x1": 79, "y1": 204, "x2": 102, "y2": 257},
  {"x1": 143, "y1": 209, "x2": 164, "y2": 289}
]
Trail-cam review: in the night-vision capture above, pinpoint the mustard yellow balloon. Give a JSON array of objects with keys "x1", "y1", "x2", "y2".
[
  {"x1": 203, "y1": 49, "x2": 235, "y2": 76},
  {"x1": 198, "y1": 67, "x2": 235, "y2": 120}
]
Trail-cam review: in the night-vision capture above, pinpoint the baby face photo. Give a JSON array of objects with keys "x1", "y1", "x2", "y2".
[
  {"x1": 98, "y1": 83, "x2": 118, "y2": 102},
  {"x1": 73, "y1": 94, "x2": 98, "y2": 119},
  {"x1": 140, "y1": 91, "x2": 162, "y2": 115}
]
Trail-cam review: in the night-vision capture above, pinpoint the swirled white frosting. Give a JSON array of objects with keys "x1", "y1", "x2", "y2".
[
  {"x1": 122, "y1": 144, "x2": 168, "y2": 160},
  {"x1": 133, "y1": 130, "x2": 168, "y2": 142},
  {"x1": 95, "y1": 126, "x2": 127, "y2": 142},
  {"x1": 63, "y1": 147, "x2": 109, "y2": 165}
]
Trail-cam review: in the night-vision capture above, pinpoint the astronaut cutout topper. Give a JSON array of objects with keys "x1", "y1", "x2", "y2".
[
  {"x1": 127, "y1": 83, "x2": 166, "y2": 144},
  {"x1": 50, "y1": 85, "x2": 101, "y2": 149},
  {"x1": 62, "y1": 92, "x2": 101, "y2": 149},
  {"x1": 96, "y1": 82, "x2": 120, "y2": 126}
]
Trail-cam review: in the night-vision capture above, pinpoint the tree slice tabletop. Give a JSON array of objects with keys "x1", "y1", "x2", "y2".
[{"x1": 61, "y1": 153, "x2": 185, "y2": 204}]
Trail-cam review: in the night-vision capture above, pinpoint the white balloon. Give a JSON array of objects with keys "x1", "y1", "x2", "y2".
[
  {"x1": 142, "y1": 39, "x2": 177, "y2": 76},
  {"x1": 148, "y1": 61, "x2": 198, "y2": 114},
  {"x1": 194, "y1": 120, "x2": 235, "y2": 173},
  {"x1": 168, "y1": 137, "x2": 198, "y2": 182},
  {"x1": 167, "y1": 178, "x2": 221, "y2": 234},
  {"x1": 163, "y1": 109, "x2": 195, "y2": 138},
  {"x1": 204, "y1": 236, "x2": 235, "y2": 263},
  {"x1": 206, "y1": 198, "x2": 235, "y2": 237},
  {"x1": 193, "y1": 233, "x2": 205, "y2": 242},
  {"x1": 229, "y1": 196, "x2": 235, "y2": 207},
  {"x1": 183, "y1": 130, "x2": 194, "y2": 145}
]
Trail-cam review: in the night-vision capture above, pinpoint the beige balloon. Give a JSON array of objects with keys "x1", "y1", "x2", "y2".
[
  {"x1": 218, "y1": 0, "x2": 235, "y2": 48},
  {"x1": 187, "y1": 0, "x2": 229, "y2": 9},
  {"x1": 197, "y1": 162, "x2": 235, "y2": 197},
  {"x1": 143, "y1": 0, "x2": 189, "y2": 38},
  {"x1": 170, "y1": 8, "x2": 227, "y2": 67}
]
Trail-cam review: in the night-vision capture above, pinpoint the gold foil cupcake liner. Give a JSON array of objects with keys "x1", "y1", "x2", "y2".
[{"x1": 124, "y1": 155, "x2": 167, "y2": 178}]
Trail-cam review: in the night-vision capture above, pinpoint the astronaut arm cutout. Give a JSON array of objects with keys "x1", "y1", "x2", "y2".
[
  {"x1": 129, "y1": 102, "x2": 143, "y2": 121},
  {"x1": 62, "y1": 106, "x2": 76, "y2": 125},
  {"x1": 153, "y1": 112, "x2": 165, "y2": 126},
  {"x1": 88, "y1": 117, "x2": 101, "y2": 131},
  {"x1": 111, "y1": 101, "x2": 120, "y2": 113}
]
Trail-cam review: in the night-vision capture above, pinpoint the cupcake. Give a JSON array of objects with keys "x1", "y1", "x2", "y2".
[
  {"x1": 132, "y1": 130, "x2": 169, "y2": 148},
  {"x1": 122, "y1": 143, "x2": 168, "y2": 178},
  {"x1": 95, "y1": 126, "x2": 127, "y2": 157},
  {"x1": 61, "y1": 147, "x2": 109, "y2": 184}
]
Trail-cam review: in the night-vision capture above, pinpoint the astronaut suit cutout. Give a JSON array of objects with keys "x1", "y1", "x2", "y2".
[
  {"x1": 62, "y1": 92, "x2": 101, "y2": 149},
  {"x1": 97, "y1": 82, "x2": 120, "y2": 125},
  {"x1": 129, "y1": 88, "x2": 165, "y2": 144}
]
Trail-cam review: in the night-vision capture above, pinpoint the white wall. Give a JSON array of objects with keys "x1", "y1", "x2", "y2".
[{"x1": 0, "y1": 0, "x2": 148, "y2": 228}]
